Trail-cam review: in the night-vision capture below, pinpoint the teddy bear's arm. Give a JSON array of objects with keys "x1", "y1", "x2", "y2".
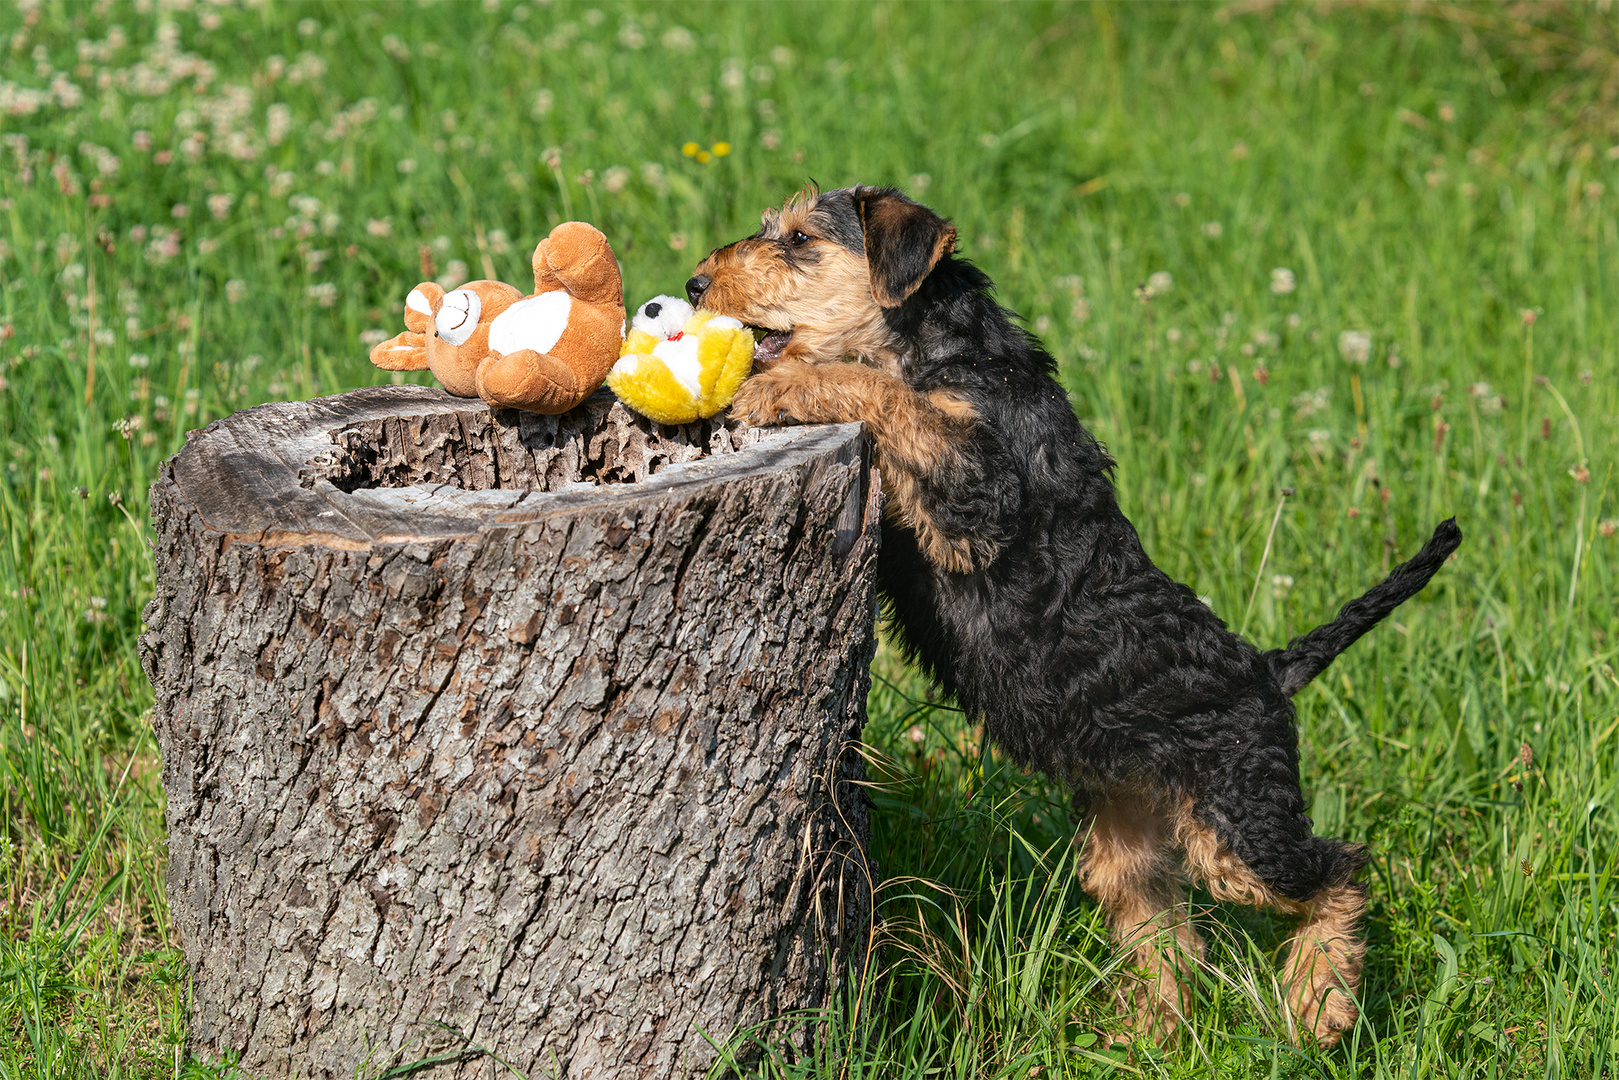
[{"x1": 369, "y1": 331, "x2": 430, "y2": 371}]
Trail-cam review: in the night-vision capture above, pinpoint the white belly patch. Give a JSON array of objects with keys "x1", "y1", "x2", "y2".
[
  {"x1": 489, "y1": 291, "x2": 572, "y2": 357},
  {"x1": 651, "y1": 333, "x2": 702, "y2": 396}
]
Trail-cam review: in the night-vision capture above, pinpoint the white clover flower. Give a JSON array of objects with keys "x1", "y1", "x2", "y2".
[
  {"x1": 1146, "y1": 271, "x2": 1173, "y2": 297},
  {"x1": 1270, "y1": 267, "x2": 1295, "y2": 294},
  {"x1": 366, "y1": 217, "x2": 392, "y2": 238},
  {"x1": 436, "y1": 260, "x2": 468, "y2": 290},
  {"x1": 1338, "y1": 330, "x2": 1371, "y2": 364},
  {"x1": 266, "y1": 103, "x2": 292, "y2": 146},
  {"x1": 1202, "y1": 221, "x2": 1223, "y2": 238},
  {"x1": 1292, "y1": 387, "x2": 1329, "y2": 418}
]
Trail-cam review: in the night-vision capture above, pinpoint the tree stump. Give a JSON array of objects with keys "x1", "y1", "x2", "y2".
[{"x1": 139, "y1": 385, "x2": 881, "y2": 1079}]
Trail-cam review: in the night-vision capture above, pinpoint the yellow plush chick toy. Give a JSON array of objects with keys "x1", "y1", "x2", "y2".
[{"x1": 606, "y1": 295, "x2": 754, "y2": 425}]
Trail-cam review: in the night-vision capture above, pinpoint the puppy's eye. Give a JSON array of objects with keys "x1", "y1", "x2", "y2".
[{"x1": 788, "y1": 230, "x2": 810, "y2": 247}]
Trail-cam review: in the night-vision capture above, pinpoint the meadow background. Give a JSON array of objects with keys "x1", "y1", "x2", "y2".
[{"x1": 2, "y1": 1, "x2": 1617, "y2": 1076}]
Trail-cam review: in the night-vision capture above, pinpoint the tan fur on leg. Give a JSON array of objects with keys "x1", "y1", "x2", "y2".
[
  {"x1": 1281, "y1": 883, "x2": 1366, "y2": 1046},
  {"x1": 1174, "y1": 800, "x2": 1299, "y2": 912},
  {"x1": 730, "y1": 362, "x2": 982, "y2": 572},
  {"x1": 1078, "y1": 795, "x2": 1201, "y2": 1044},
  {"x1": 1174, "y1": 799, "x2": 1363, "y2": 1047}
]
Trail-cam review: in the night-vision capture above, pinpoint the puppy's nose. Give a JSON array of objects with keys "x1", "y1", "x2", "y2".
[{"x1": 685, "y1": 274, "x2": 711, "y2": 307}]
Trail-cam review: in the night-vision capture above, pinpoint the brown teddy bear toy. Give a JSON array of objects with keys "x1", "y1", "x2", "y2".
[{"x1": 369, "y1": 221, "x2": 625, "y2": 414}]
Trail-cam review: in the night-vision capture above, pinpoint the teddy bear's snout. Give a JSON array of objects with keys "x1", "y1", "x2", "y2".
[{"x1": 436, "y1": 289, "x2": 482, "y2": 347}]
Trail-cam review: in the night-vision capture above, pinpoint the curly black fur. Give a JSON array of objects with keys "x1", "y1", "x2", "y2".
[{"x1": 861, "y1": 196, "x2": 1460, "y2": 903}]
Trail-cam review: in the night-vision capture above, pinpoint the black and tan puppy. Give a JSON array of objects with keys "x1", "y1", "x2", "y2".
[{"x1": 688, "y1": 186, "x2": 1460, "y2": 1046}]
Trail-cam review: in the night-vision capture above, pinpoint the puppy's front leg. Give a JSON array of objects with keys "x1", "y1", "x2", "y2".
[{"x1": 732, "y1": 362, "x2": 983, "y2": 573}]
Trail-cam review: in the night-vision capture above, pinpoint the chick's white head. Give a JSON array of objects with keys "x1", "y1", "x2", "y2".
[{"x1": 630, "y1": 295, "x2": 694, "y2": 339}]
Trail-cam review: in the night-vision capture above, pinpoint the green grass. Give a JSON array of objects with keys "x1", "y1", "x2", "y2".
[{"x1": 2, "y1": 1, "x2": 1618, "y2": 1076}]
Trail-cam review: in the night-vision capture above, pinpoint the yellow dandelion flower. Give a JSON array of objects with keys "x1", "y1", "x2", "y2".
[
  {"x1": 712, "y1": 141, "x2": 731, "y2": 157},
  {"x1": 682, "y1": 142, "x2": 699, "y2": 157},
  {"x1": 696, "y1": 150, "x2": 712, "y2": 163}
]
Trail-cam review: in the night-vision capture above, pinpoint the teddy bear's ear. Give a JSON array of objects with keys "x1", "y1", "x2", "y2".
[
  {"x1": 403, "y1": 282, "x2": 445, "y2": 333},
  {"x1": 856, "y1": 187, "x2": 957, "y2": 308}
]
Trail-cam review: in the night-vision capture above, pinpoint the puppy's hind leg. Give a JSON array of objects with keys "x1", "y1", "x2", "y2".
[
  {"x1": 1078, "y1": 794, "x2": 1201, "y2": 1044},
  {"x1": 1281, "y1": 870, "x2": 1366, "y2": 1047},
  {"x1": 1176, "y1": 795, "x2": 1367, "y2": 1048}
]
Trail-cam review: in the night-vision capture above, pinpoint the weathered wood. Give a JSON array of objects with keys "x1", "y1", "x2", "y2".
[{"x1": 140, "y1": 386, "x2": 881, "y2": 1079}]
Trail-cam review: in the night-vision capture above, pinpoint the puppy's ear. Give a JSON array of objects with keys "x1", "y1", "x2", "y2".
[{"x1": 857, "y1": 187, "x2": 957, "y2": 308}]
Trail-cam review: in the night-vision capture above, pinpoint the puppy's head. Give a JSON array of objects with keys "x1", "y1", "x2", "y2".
[{"x1": 687, "y1": 185, "x2": 956, "y2": 367}]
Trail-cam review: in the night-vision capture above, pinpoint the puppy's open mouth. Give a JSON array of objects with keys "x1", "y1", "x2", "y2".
[{"x1": 750, "y1": 326, "x2": 793, "y2": 364}]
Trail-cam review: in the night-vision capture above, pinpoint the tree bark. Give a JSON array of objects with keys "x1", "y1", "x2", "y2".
[{"x1": 140, "y1": 386, "x2": 880, "y2": 1079}]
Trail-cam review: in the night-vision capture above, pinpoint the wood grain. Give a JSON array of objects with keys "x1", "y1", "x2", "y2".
[{"x1": 141, "y1": 386, "x2": 881, "y2": 1078}]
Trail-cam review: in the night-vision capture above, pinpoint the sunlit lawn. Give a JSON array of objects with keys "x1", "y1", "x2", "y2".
[{"x1": 2, "y1": 2, "x2": 1618, "y2": 1077}]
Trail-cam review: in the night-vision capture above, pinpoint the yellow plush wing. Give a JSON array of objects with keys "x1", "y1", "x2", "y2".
[
  {"x1": 685, "y1": 311, "x2": 755, "y2": 418},
  {"x1": 620, "y1": 328, "x2": 660, "y2": 358},
  {"x1": 704, "y1": 327, "x2": 754, "y2": 415},
  {"x1": 605, "y1": 353, "x2": 703, "y2": 425}
]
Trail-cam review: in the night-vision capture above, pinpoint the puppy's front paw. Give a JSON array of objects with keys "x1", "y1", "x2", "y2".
[{"x1": 730, "y1": 361, "x2": 821, "y2": 426}]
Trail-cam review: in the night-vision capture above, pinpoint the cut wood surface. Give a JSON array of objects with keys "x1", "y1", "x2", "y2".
[{"x1": 140, "y1": 386, "x2": 881, "y2": 1079}]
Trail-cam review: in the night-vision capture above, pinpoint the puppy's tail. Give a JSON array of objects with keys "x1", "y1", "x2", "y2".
[{"x1": 1264, "y1": 518, "x2": 1461, "y2": 697}]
